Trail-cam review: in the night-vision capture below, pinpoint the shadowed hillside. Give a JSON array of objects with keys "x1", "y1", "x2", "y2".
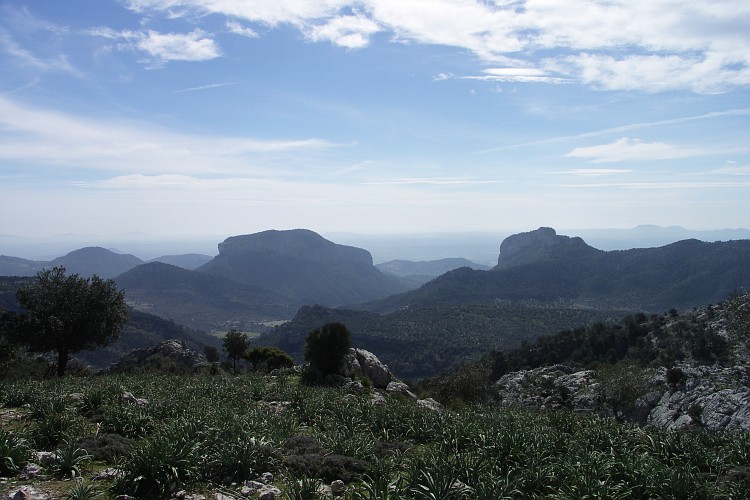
[
  {"x1": 362, "y1": 228, "x2": 750, "y2": 314},
  {"x1": 199, "y1": 229, "x2": 406, "y2": 307}
]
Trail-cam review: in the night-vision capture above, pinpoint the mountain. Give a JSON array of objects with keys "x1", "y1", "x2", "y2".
[
  {"x1": 147, "y1": 253, "x2": 213, "y2": 270},
  {"x1": 198, "y1": 229, "x2": 406, "y2": 307},
  {"x1": 361, "y1": 227, "x2": 750, "y2": 314},
  {"x1": 376, "y1": 258, "x2": 490, "y2": 288},
  {"x1": 115, "y1": 262, "x2": 296, "y2": 332},
  {"x1": 0, "y1": 256, "x2": 46, "y2": 277},
  {"x1": 49, "y1": 246, "x2": 144, "y2": 278},
  {"x1": 567, "y1": 225, "x2": 750, "y2": 251}
]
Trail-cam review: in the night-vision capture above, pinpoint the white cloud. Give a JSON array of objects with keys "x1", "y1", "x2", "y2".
[
  {"x1": 308, "y1": 14, "x2": 380, "y2": 49},
  {"x1": 462, "y1": 67, "x2": 570, "y2": 84},
  {"x1": 564, "y1": 138, "x2": 710, "y2": 163},
  {"x1": 363, "y1": 177, "x2": 506, "y2": 186},
  {"x1": 90, "y1": 27, "x2": 221, "y2": 65},
  {"x1": 0, "y1": 96, "x2": 335, "y2": 175},
  {"x1": 174, "y1": 82, "x2": 235, "y2": 93},
  {"x1": 564, "y1": 181, "x2": 750, "y2": 190},
  {"x1": 121, "y1": 0, "x2": 750, "y2": 92},
  {"x1": 225, "y1": 20, "x2": 258, "y2": 38},
  {"x1": 707, "y1": 163, "x2": 750, "y2": 176},
  {"x1": 550, "y1": 169, "x2": 633, "y2": 177}
]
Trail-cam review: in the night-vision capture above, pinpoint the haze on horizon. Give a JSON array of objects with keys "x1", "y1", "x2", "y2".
[{"x1": 1, "y1": 1, "x2": 749, "y2": 239}]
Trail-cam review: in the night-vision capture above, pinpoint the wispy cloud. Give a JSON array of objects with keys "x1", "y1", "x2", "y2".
[
  {"x1": 703, "y1": 162, "x2": 750, "y2": 176},
  {"x1": 363, "y1": 177, "x2": 507, "y2": 186},
  {"x1": 564, "y1": 138, "x2": 710, "y2": 163},
  {"x1": 477, "y1": 108, "x2": 750, "y2": 154},
  {"x1": 460, "y1": 67, "x2": 570, "y2": 84},
  {"x1": 225, "y1": 20, "x2": 258, "y2": 38},
  {"x1": 90, "y1": 27, "x2": 221, "y2": 66},
  {"x1": 0, "y1": 95, "x2": 335, "y2": 175},
  {"x1": 563, "y1": 181, "x2": 750, "y2": 190},
  {"x1": 0, "y1": 29, "x2": 80, "y2": 75},
  {"x1": 122, "y1": 0, "x2": 750, "y2": 93},
  {"x1": 174, "y1": 82, "x2": 236, "y2": 93},
  {"x1": 549, "y1": 169, "x2": 633, "y2": 177}
]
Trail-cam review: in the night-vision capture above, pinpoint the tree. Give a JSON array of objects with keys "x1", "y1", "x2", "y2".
[
  {"x1": 597, "y1": 361, "x2": 649, "y2": 423},
  {"x1": 14, "y1": 267, "x2": 128, "y2": 376},
  {"x1": 244, "y1": 346, "x2": 294, "y2": 372},
  {"x1": 304, "y1": 322, "x2": 351, "y2": 376},
  {"x1": 223, "y1": 329, "x2": 248, "y2": 374},
  {"x1": 203, "y1": 345, "x2": 220, "y2": 363}
]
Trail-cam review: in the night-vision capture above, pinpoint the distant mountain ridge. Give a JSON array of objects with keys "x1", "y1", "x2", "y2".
[
  {"x1": 362, "y1": 228, "x2": 750, "y2": 314},
  {"x1": 115, "y1": 262, "x2": 295, "y2": 332},
  {"x1": 198, "y1": 229, "x2": 406, "y2": 307}
]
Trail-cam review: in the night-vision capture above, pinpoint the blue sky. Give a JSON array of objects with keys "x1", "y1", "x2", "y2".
[{"x1": 1, "y1": 0, "x2": 749, "y2": 238}]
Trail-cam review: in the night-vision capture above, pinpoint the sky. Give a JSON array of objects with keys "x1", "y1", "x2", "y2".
[{"x1": 1, "y1": 0, "x2": 749, "y2": 240}]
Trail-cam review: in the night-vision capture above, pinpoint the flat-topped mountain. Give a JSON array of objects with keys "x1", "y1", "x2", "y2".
[
  {"x1": 199, "y1": 229, "x2": 406, "y2": 307},
  {"x1": 362, "y1": 227, "x2": 750, "y2": 313}
]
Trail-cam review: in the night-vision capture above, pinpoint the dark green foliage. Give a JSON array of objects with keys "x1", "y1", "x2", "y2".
[
  {"x1": 0, "y1": 428, "x2": 31, "y2": 476},
  {"x1": 51, "y1": 439, "x2": 92, "y2": 478},
  {"x1": 14, "y1": 266, "x2": 128, "y2": 376},
  {"x1": 304, "y1": 322, "x2": 351, "y2": 376},
  {"x1": 2, "y1": 373, "x2": 750, "y2": 497},
  {"x1": 204, "y1": 345, "x2": 220, "y2": 363},
  {"x1": 223, "y1": 328, "x2": 248, "y2": 373},
  {"x1": 245, "y1": 345, "x2": 294, "y2": 372},
  {"x1": 264, "y1": 303, "x2": 619, "y2": 379},
  {"x1": 597, "y1": 361, "x2": 649, "y2": 422}
]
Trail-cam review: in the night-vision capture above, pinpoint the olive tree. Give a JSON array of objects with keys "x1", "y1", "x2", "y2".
[
  {"x1": 304, "y1": 322, "x2": 351, "y2": 377},
  {"x1": 223, "y1": 329, "x2": 248, "y2": 374},
  {"x1": 15, "y1": 267, "x2": 128, "y2": 376}
]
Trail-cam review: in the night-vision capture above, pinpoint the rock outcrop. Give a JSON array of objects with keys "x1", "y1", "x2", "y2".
[
  {"x1": 109, "y1": 340, "x2": 208, "y2": 374},
  {"x1": 495, "y1": 363, "x2": 750, "y2": 432},
  {"x1": 339, "y1": 348, "x2": 393, "y2": 389}
]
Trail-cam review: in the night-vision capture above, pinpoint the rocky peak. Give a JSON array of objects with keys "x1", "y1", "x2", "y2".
[
  {"x1": 495, "y1": 227, "x2": 594, "y2": 269},
  {"x1": 217, "y1": 229, "x2": 373, "y2": 267}
]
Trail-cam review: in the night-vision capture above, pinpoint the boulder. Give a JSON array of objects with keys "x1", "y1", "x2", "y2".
[
  {"x1": 417, "y1": 398, "x2": 443, "y2": 412},
  {"x1": 339, "y1": 348, "x2": 393, "y2": 389},
  {"x1": 257, "y1": 485, "x2": 282, "y2": 500},
  {"x1": 110, "y1": 339, "x2": 208, "y2": 374},
  {"x1": 7, "y1": 488, "x2": 48, "y2": 500}
]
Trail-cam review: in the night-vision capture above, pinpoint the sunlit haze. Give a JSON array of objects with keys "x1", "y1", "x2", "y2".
[{"x1": 1, "y1": 1, "x2": 749, "y2": 240}]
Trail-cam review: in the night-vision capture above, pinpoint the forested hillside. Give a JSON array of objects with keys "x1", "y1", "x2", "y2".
[{"x1": 259, "y1": 303, "x2": 624, "y2": 379}]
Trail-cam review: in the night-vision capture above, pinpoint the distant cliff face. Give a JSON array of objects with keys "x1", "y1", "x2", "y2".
[
  {"x1": 201, "y1": 229, "x2": 404, "y2": 307},
  {"x1": 217, "y1": 229, "x2": 373, "y2": 267},
  {"x1": 496, "y1": 227, "x2": 595, "y2": 269}
]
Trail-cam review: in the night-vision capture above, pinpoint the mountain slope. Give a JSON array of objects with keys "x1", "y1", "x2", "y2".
[
  {"x1": 147, "y1": 253, "x2": 213, "y2": 270},
  {"x1": 0, "y1": 256, "x2": 46, "y2": 277},
  {"x1": 361, "y1": 228, "x2": 750, "y2": 314},
  {"x1": 49, "y1": 246, "x2": 143, "y2": 278},
  {"x1": 116, "y1": 262, "x2": 296, "y2": 332},
  {"x1": 199, "y1": 229, "x2": 406, "y2": 307}
]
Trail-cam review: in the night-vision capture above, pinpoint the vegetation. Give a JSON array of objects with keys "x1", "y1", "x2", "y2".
[
  {"x1": 2, "y1": 373, "x2": 750, "y2": 498},
  {"x1": 304, "y1": 322, "x2": 352, "y2": 377},
  {"x1": 11, "y1": 267, "x2": 129, "y2": 376},
  {"x1": 263, "y1": 303, "x2": 622, "y2": 379},
  {"x1": 244, "y1": 346, "x2": 294, "y2": 372},
  {"x1": 223, "y1": 329, "x2": 248, "y2": 374}
]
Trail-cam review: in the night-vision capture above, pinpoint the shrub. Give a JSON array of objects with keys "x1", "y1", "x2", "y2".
[
  {"x1": 304, "y1": 323, "x2": 351, "y2": 377},
  {"x1": 666, "y1": 367, "x2": 686, "y2": 386},
  {"x1": 245, "y1": 346, "x2": 294, "y2": 373},
  {"x1": 0, "y1": 428, "x2": 31, "y2": 476}
]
